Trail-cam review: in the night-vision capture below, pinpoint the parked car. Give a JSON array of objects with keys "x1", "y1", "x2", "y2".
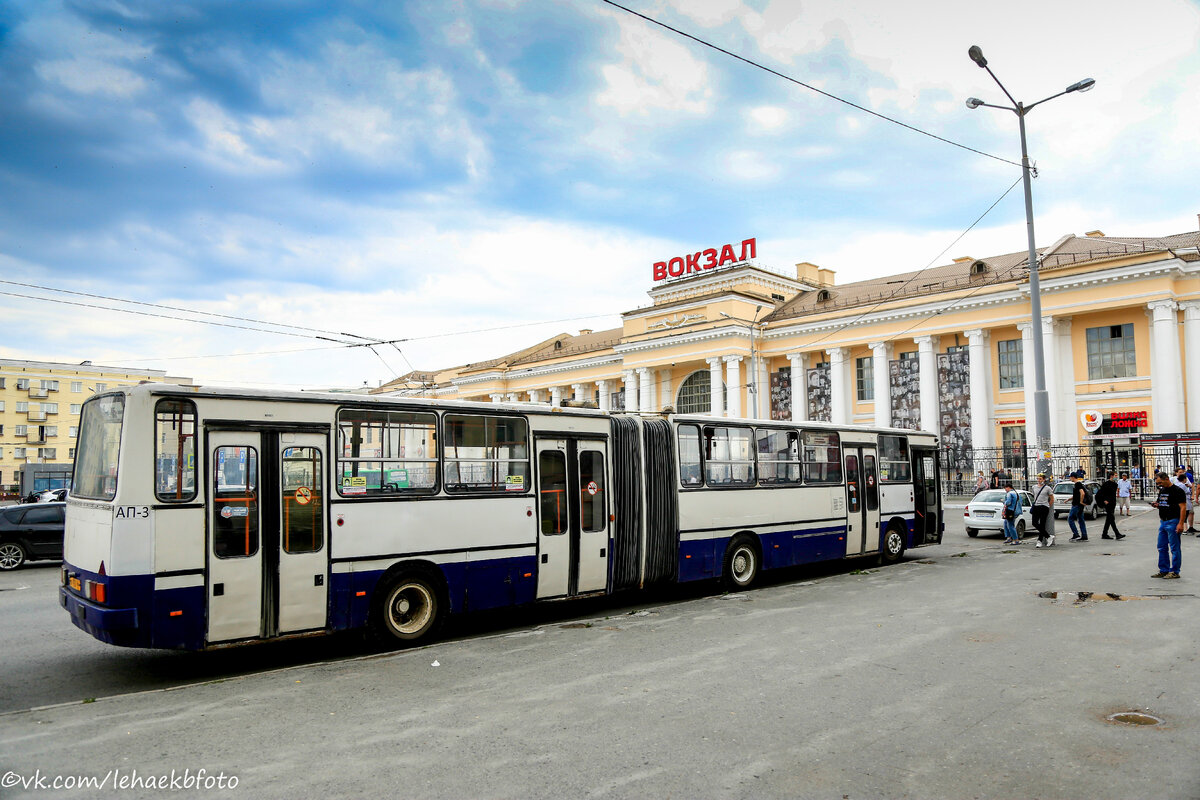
[
  {"x1": 964, "y1": 489, "x2": 1034, "y2": 538},
  {"x1": 1051, "y1": 480, "x2": 1100, "y2": 519},
  {"x1": 0, "y1": 501, "x2": 65, "y2": 570},
  {"x1": 37, "y1": 488, "x2": 68, "y2": 503}
]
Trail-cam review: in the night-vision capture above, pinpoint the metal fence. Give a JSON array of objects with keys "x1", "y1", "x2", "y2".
[{"x1": 940, "y1": 443, "x2": 1164, "y2": 499}]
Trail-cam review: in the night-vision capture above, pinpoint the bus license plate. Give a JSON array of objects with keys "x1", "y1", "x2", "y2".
[{"x1": 69, "y1": 577, "x2": 81, "y2": 591}]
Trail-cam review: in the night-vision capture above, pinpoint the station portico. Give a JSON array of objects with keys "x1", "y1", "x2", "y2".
[{"x1": 377, "y1": 228, "x2": 1200, "y2": 476}]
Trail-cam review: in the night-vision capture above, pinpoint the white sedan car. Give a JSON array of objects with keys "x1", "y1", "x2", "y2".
[{"x1": 964, "y1": 489, "x2": 1034, "y2": 538}]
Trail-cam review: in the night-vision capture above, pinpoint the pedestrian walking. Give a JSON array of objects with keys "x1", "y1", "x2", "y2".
[
  {"x1": 1031, "y1": 472, "x2": 1055, "y2": 548},
  {"x1": 1151, "y1": 471, "x2": 1186, "y2": 579},
  {"x1": 1068, "y1": 473, "x2": 1089, "y2": 542},
  {"x1": 1098, "y1": 471, "x2": 1124, "y2": 539},
  {"x1": 1002, "y1": 482, "x2": 1023, "y2": 544},
  {"x1": 1172, "y1": 467, "x2": 1196, "y2": 534},
  {"x1": 1117, "y1": 472, "x2": 1132, "y2": 516}
]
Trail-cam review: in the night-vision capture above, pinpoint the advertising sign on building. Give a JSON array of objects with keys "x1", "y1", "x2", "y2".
[
  {"x1": 807, "y1": 362, "x2": 831, "y2": 422},
  {"x1": 937, "y1": 350, "x2": 971, "y2": 467},
  {"x1": 889, "y1": 358, "x2": 920, "y2": 431},
  {"x1": 770, "y1": 367, "x2": 791, "y2": 421}
]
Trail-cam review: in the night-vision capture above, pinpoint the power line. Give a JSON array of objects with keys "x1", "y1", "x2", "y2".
[
  {"x1": 600, "y1": 0, "x2": 1021, "y2": 168},
  {"x1": 0, "y1": 278, "x2": 369, "y2": 344},
  {"x1": 794, "y1": 174, "x2": 1024, "y2": 350},
  {"x1": 0, "y1": 289, "x2": 343, "y2": 341}
]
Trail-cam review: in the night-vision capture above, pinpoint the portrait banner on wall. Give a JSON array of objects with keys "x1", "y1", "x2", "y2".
[
  {"x1": 807, "y1": 362, "x2": 831, "y2": 422},
  {"x1": 937, "y1": 350, "x2": 972, "y2": 469},
  {"x1": 889, "y1": 358, "x2": 921, "y2": 431},
  {"x1": 611, "y1": 388, "x2": 625, "y2": 412},
  {"x1": 770, "y1": 366, "x2": 792, "y2": 420}
]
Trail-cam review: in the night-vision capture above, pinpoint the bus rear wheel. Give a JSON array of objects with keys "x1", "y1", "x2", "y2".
[
  {"x1": 370, "y1": 570, "x2": 443, "y2": 648},
  {"x1": 722, "y1": 535, "x2": 760, "y2": 590}
]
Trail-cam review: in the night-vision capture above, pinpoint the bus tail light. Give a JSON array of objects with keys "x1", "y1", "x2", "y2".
[{"x1": 84, "y1": 580, "x2": 107, "y2": 604}]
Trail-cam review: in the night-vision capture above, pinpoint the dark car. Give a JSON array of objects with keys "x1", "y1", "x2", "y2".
[{"x1": 0, "y1": 501, "x2": 65, "y2": 570}]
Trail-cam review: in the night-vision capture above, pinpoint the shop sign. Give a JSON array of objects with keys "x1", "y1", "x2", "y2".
[
  {"x1": 996, "y1": 418, "x2": 1024, "y2": 426},
  {"x1": 1109, "y1": 410, "x2": 1147, "y2": 430},
  {"x1": 1080, "y1": 409, "x2": 1103, "y2": 432},
  {"x1": 653, "y1": 238, "x2": 756, "y2": 282}
]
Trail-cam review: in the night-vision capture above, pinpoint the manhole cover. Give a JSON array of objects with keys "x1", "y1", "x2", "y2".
[{"x1": 1106, "y1": 711, "x2": 1163, "y2": 726}]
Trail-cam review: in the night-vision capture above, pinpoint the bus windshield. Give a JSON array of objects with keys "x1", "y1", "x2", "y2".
[{"x1": 72, "y1": 394, "x2": 126, "y2": 500}]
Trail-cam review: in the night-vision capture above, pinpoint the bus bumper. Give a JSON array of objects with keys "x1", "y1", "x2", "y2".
[{"x1": 59, "y1": 587, "x2": 145, "y2": 647}]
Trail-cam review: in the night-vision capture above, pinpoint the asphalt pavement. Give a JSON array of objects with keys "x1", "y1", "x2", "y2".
[{"x1": 1, "y1": 505, "x2": 1197, "y2": 799}]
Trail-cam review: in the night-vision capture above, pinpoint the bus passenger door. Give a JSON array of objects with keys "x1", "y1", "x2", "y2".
[
  {"x1": 536, "y1": 439, "x2": 571, "y2": 598},
  {"x1": 862, "y1": 449, "x2": 880, "y2": 553},
  {"x1": 207, "y1": 431, "x2": 264, "y2": 643},
  {"x1": 912, "y1": 448, "x2": 941, "y2": 544},
  {"x1": 276, "y1": 433, "x2": 328, "y2": 634},
  {"x1": 575, "y1": 441, "x2": 610, "y2": 594},
  {"x1": 844, "y1": 451, "x2": 863, "y2": 556}
]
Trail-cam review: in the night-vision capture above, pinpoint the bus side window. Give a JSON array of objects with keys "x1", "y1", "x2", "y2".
[
  {"x1": 154, "y1": 399, "x2": 197, "y2": 502},
  {"x1": 677, "y1": 425, "x2": 702, "y2": 486}
]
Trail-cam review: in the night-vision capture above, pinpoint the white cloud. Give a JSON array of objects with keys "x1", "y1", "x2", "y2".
[
  {"x1": 595, "y1": 14, "x2": 712, "y2": 116},
  {"x1": 726, "y1": 150, "x2": 779, "y2": 181},
  {"x1": 747, "y1": 105, "x2": 789, "y2": 133},
  {"x1": 36, "y1": 58, "x2": 147, "y2": 97}
]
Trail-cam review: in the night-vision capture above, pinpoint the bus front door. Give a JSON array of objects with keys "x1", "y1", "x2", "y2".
[
  {"x1": 207, "y1": 429, "x2": 329, "y2": 644},
  {"x1": 844, "y1": 447, "x2": 881, "y2": 556},
  {"x1": 535, "y1": 437, "x2": 610, "y2": 599}
]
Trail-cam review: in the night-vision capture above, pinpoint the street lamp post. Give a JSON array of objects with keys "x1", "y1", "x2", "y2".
[{"x1": 965, "y1": 45, "x2": 1094, "y2": 473}]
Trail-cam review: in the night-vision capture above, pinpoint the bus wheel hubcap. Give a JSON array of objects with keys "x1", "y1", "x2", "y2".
[
  {"x1": 388, "y1": 583, "x2": 433, "y2": 635},
  {"x1": 733, "y1": 548, "x2": 753, "y2": 581}
]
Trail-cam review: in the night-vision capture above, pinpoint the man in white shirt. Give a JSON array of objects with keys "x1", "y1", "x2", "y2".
[{"x1": 1117, "y1": 472, "x2": 1132, "y2": 516}]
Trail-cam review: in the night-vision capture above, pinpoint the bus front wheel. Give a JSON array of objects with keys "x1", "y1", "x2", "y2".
[
  {"x1": 722, "y1": 535, "x2": 760, "y2": 590},
  {"x1": 880, "y1": 524, "x2": 906, "y2": 565},
  {"x1": 370, "y1": 570, "x2": 444, "y2": 648}
]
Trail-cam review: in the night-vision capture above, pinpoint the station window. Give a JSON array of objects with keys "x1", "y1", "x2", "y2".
[
  {"x1": 878, "y1": 435, "x2": 911, "y2": 483},
  {"x1": 802, "y1": 431, "x2": 842, "y2": 484},
  {"x1": 856, "y1": 357, "x2": 874, "y2": 401},
  {"x1": 154, "y1": 399, "x2": 197, "y2": 502},
  {"x1": 1086, "y1": 323, "x2": 1136, "y2": 379},
  {"x1": 444, "y1": 414, "x2": 529, "y2": 493},
  {"x1": 756, "y1": 428, "x2": 801, "y2": 484},
  {"x1": 997, "y1": 339, "x2": 1023, "y2": 389},
  {"x1": 71, "y1": 382, "x2": 83, "y2": 393},
  {"x1": 702, "y1": 426, "x2": 755, "y2": 486},
  {"x1": 337, "y1": 408, "x2": 437, "y2": 496}
]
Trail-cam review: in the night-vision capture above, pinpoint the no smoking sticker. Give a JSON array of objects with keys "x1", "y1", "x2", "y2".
[
  {"x1": 586, "y1": 481, "x2": 599, "y2": 496},
  {"x1": 295, "y1": 486, "x2": 312, "y2": 505}
]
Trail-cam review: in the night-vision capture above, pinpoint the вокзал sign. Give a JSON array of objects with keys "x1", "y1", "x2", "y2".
[{"x1": 653, "y1": 238, "x2": 756, "y2": 282}]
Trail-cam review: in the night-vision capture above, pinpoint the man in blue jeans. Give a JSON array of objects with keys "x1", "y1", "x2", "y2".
[
  {"x1": 1151, "y1": 471, "x2": 1186, "y2": 579},
  {"x1": 1068, "y1": 473, "x2": 1089, "y2": 541},
  {"x1": 1002, "y1": 482, "x2": 1023, "y2": 544}
]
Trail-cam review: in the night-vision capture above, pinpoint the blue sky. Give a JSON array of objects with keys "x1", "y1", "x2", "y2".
[{"x1": 2, "y1": 0, "x2": 1198, "y2": 388}]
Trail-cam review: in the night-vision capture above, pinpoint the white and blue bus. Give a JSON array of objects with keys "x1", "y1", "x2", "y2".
[{"x1": 60, "y1": 384, "x2": 943, "y2": 650}]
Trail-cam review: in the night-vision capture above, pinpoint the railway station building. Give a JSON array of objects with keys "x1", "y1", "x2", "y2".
[{"x1": 376, "y1": 227, "x2": 1200, "y2": 479}]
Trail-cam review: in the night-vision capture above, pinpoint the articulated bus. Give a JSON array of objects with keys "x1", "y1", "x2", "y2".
[{"x1": 60, "y1": 384, "x2": 943, "y2": 651}]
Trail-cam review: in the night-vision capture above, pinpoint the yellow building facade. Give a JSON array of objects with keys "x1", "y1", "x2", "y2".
[
  {"x1": 376, "y1": 228, "x2": 1200, "y2": 475},
  {"x1": 0, "y1": 359, "x2": 192, "y2": 492}
]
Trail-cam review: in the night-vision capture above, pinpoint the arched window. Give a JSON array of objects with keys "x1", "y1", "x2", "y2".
[{"x1": 676, "y1": 370, "x2": 725, "y2": 414}]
